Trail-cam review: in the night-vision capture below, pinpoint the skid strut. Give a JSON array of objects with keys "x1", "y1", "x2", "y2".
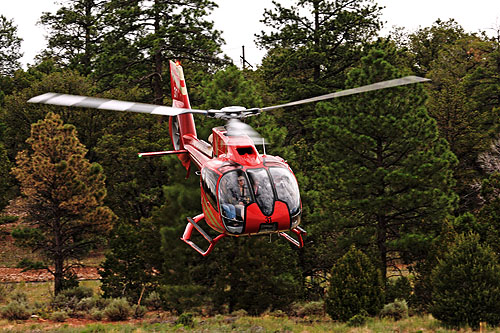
[
  {"x1": 181, "y1": 213, "x2": 226, "y2": 256},
  {"x1": 279, "y1": 226, "x2": 307, "y2": 248}
]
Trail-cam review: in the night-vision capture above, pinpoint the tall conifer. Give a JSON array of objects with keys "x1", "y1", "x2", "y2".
[{"x1": 12, "y1": 112, "x2": 115, "y2": 294}]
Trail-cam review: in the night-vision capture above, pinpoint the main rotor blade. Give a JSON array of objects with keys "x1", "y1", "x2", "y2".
[
  {"x1": 28, "y1": 93, "x2": 209, "y2": 116},
  {"x1": 257, "y1": 76, "x2": 430, "y2": 112},
  {"x1": 226, "y1": 119, "x2": 267, "y2": 144}
]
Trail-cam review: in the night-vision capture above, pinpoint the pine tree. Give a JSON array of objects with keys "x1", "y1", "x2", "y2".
[
  {"x1": 431, "y1": 233, "x2": 500, "y2": 329},
  {"x1": 325, "y1": 245, "x2": 384, "y2": 321},
  {"x1": 39, "y1": 0, "x2": 107, "y2": 75},
  {"x1": 311, "y1": 48, "x2": 457, "y2": 281},
  {"x1": 0, "y1": 15, "x2": 22, "y2": 76},
  {"x1": 11, "y1": 112, "x2": 115, "y2": 294}
]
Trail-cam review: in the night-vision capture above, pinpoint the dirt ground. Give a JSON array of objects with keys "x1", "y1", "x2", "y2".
[{"x1": 0, "y1": 267, "x2": 100, "y2": 283}]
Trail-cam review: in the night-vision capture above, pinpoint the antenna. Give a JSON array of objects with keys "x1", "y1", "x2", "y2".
[
  {"x1": 262, "y1": 137, "x2": 266, "y2": 155},
  {"x1": 240, "y1": 46, "x2": 253, "y2": 70}
]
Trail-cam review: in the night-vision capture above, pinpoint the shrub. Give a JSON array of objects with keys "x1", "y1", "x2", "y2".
[
  {"x1": 52, "y1": 285, "x2": 94, "y2": 312},
  {"x1": 325, "y1": 246, "x2": 384, "y2": 321},
  {"x1": 144, "y1": 291, "x2": 162, "y2": 310},
  {"x1": 293, "y1": 301, "x2": 325, "y2": 317},
  {"x1": 160, "y1": 284, "x2": 208, "y2": 314},
  {"x1": 431, "y1": 233, "x2": 500, "y2": 329},
  {"x1": 104, "y1": 298, "x2": 132, "y2": 321},
  {"x1": 1, "y1": 301, "x2": 31, "y2": 320},
  {"x1": 132, "y1": 304, "x2": 147, "y2": 319},
  {"x1": 90, "y1": 308, "x2": 104, "y2": 321},
  {"x1": 0, "y1": 215, "x2": 18, "y2": 225},
  {"x1": 50, "y1": 310, "x2": 68, "y2": 322},
  {"x1": 380, "y1": 299, "x2": 408, "y2": 320},
  {"x1": 386, "y1": 276, "x2": 412, "y2": 303},
  {"x1": 347, "y1": 309, "x2": 368, "y2": 327},
  {"x1": 176, "y1": 312, "x2": 194, "y2": 327},
  {"x1": 9, "y1": 290, "x2": 28, "y2": 303}
]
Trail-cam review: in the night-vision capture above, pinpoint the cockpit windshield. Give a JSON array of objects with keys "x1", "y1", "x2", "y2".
[
  {"x1": 247, "y1": 168, "x2": 275, "y2": 216},
  {"x1": 269, "y1": 167, "x2": 301, "y2": 215},
  {"x1": 218, "y1": 167, "x2": 301, "y2": 221}
]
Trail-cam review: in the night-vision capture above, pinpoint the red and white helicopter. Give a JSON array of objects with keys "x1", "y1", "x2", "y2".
[{"x1": 29, "y1": 61, "x2": 429, "y2": 256}]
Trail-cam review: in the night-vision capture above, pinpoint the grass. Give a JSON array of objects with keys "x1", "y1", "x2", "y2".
[{"x1": 0, "y1": 312, "x2": 495, "y2": 332}]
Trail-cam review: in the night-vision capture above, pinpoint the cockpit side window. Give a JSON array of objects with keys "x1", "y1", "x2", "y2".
[
  {"x1": 201, "y1": 168, "x2": 219, "y2": 211},
  {"x1": 247, "y1": 168, "x2": 275, "y2": 216},
  {"x1": 269, "y1": 167, "x2": 301, "y2": 215}
]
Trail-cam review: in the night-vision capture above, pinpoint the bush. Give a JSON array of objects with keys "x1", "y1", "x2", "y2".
[
  {"x1": 132, "y1": 304, "x2": 147, "y2": 319},
  {"x1": 386, "y1": 276, "x2": 412, "y2": 303},
  {"x1": 144, "y1": 291, "x2": 162, "y2": 310},
  {"x1": 347, "y1": 309, "x2": 368, "y2": 327},
  {"x1": 50, "y1": 310, "x2": 68, "y2": 322},
  {"x1": 380, "y1": 299, "x2": 408, "y2": 320},
  {"x1": 104, "y1": 298, "x2": 132, "y2": 321},
  {"x1": 325, "y1": 246, "x2": 384, "y2": 321},
  {"x1": 0, "y1": 215, "x2": 18, "y2": 225},
  {"x1": 176, "y1": 312, "x2": 194, "y2": 327},
  {"x1": 292, "y1": 301, "x2": 324, "y2": 317},
  {"x1": 9, "y1": 290, "x2": 28, "y2": 303},
  {"x1": 160, "y1": 284, "x2": 208, "y2": 314},
  {"x1": 430, "y1": 233, "x2": 500, "y2": 329},
  {"x1": 1, "y1": 301, "x2": 31, "y2": 321},
  {"x1": 52, "y1": 285, "x2": 94, "y2": 312},
  {"x1": 90, "y1": 308, "x2": 104, "y2": 321}
]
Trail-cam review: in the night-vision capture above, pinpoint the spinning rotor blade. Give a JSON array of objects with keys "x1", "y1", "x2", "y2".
[
  {"x1": 256, "y1": 76, "x2": 430, "y2": 113},
  {"x1": 226, "y1": 119, "x2": 267, "y2": 144},
  {"x1": 28, "y1": 93, "x2": 209, "y2": 116}
]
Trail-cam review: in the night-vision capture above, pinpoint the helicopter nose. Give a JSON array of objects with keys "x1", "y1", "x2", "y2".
[{"x1": 244, "y1": 201, "x2": 290, "y2": 234}]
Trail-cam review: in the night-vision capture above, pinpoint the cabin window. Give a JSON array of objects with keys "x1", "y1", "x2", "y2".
[
  {"x1": 201, "y1": 168, "x2": 219, "y2": 210},
  {"x1": 218, "y1": 171, "x2": 253, "y2": 221},
  {"x1": 247, "y1": 168, "x2": 275, "y2": 216},
  {"x1": 269, "y1": 167, "x2": 301, "y2": 215}
]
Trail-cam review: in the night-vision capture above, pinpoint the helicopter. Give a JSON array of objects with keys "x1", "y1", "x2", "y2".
[{"x1": 28, "y1": 60, "x2": 429, "y2": 256}]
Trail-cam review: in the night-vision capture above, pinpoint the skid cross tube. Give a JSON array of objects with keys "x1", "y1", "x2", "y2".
[
  {"x1": 279, "y1": 226, "x2": 307, "y2": 248},
  {"x1": 181, "y1": 214, "x2": 226, "y2": 256}
]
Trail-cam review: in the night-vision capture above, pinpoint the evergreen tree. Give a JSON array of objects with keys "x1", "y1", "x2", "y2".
[
  {"x1": 94, "y1": 0, "x2": 225, "y2": 98},
  {"x1": 0, "y1": 15, "x2": 22, "y2": 76},
  {"x1": 325, "y1": 245, "x2": 384, "y2": 321},
  {"x1": 11, "y1": 112, "x2": 115, "y2": 294},
  {"x1": 311, "y1": 48, "x2": 457, "y2": 281},
  {"x1": 431, "y1": 233, "x2": 500, "y2": 329},
  {"x1": 39, "y1": 0, "x2": 107, "y2": 75},
  {"x1": 256, "y1": 0, "x2": 382, "y2": 99}
]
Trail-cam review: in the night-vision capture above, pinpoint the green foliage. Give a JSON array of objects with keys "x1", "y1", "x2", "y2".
[
  {"x1": 103, "y1": 298, "x2": 132, "y2": 321},
  {"x1": 132, "y1": 305, "x2": 147, "y2": 319},
  {"x1": 431, "y1": 233, "x2": 500, "y2": 329},
  {"x1": 160, "y1": 284, "x2": 209, "y2": 315},
  {"x1": 1, "y1": 301, "x2": 31, "y2": 321},
  {"x1": 257, "y1": 0, "x2": 382, "y2": 97},
  {"x1": 311, "y1": 48, "x2": 458, "y2": 281},
  {"x1": 347, "y1": 309, "x2": 369, "y2": 327},
  {"x1": 0, "y1": 15, "x2": 22, "y2": 76},
  {"x1": 50, "y1": 310, "x2": 69, "y2": 322},
  {"x1": 144, "y1": 291, "x2": 162, "y2": 311},
  {"x1": 11, "y1": 112, "x2": 115, "y2": 294},
  {"x1": 176, "y1": 312, "x2": 194, "y2": 327},
  {"x1": 380, "y1": 299, "x2": 409, "y2": 321},
  {"x1": 0, "y1": 215, "x2": 18, "y2": 225},
  {"x1": 386, "y1": 276, "x2": 412, "y2": 303},
  {"x1": 39, "y1": 0, "x2": 106, "y2": 75},
  {"x1": 292, "y1": 301, "x2": 325, "y2": 318},
  {"x1": 325, "y1": 246, "x2": 384, "y2": 321},
  {"x1": 51, "y1": 285, "x2": 94, "y2": 313}
]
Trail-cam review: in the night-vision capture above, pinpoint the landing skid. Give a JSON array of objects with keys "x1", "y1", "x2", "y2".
[
  {"x1": 279, "y1": 226, "x2": 307, "y2": 248},
  {"x1": 180, "y1": 214, "x2": 226, "y2": 256}
]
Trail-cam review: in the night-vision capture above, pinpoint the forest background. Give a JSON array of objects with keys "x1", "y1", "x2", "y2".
[{"x1": 1, "y1": 0, "x2": 500, "y2": 327}]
